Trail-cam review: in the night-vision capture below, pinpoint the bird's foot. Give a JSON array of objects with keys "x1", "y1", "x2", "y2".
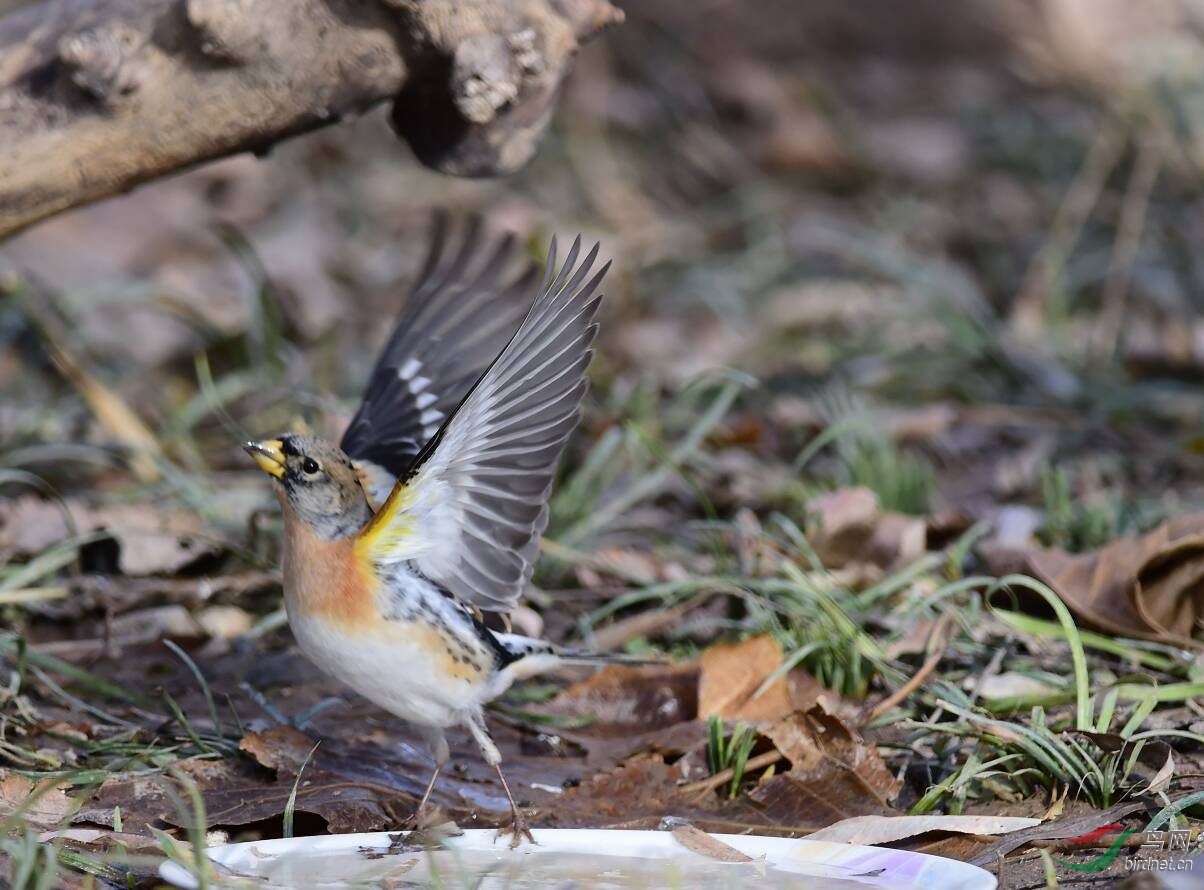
[
  {"x1": 389, "y1": 806, "x2": 458, "y2": 851},
  {"x1": 396, "y1": 802, "x2": 442, "y2": 833},
  {"x1": 495, "y1": 811, "x2": 535, "y2": 848}
]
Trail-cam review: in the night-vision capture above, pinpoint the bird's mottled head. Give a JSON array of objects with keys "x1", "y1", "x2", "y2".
[{"x1": 243, "y1": 434, "x2": 370, "y2": 540}]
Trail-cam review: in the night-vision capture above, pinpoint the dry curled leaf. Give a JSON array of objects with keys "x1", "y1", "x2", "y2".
[
  {"x1": 996, "y1": 515, "x2": 1204, "y2": 645},
  {"x1": 0, "y1": 496, "x2": 221, "y2": 576},
  {"x1": 748, "y1": 706, "x2": 901, "y2": 828},
  {"x1": 807, "y1": 813, "x2": 1040, "y2": 845},
  {"x1": 239, "y1": 725, "x2": 318, "y2": 774},
  {"x1": 0, "y1": 773, "x2": 79, "y2": 830},
  {"x1": 1146, "y1": 750, "x2": 1175, "y2": 795},
  {"x1": 806, "y1": 487, "x2": 927, "y2": 571},
  {"x1": 671, "y1": 824, "x2": 754, "y2": 862},
  {"x1": 968, "y1": 802, "x2": 1146, "y2": 866},
  {"x1": 539, "y1": 663, "x2": 700, "y2": 738},
  {"x1": 696, "y1": 635, "x2": 836, "y2": 723}
]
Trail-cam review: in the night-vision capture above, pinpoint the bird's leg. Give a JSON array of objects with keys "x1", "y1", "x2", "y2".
[
  {"x1": 399, "y1": 765, "x2": 442, "y2": 830},
  {"x1": 465, "y1": 711, "x2": 534, "y2": 847},
  {"x1": 400, "y1": 727, "x2": 450, "y2": 830},
  {"x1": 416, "y1": 765, "x2": 442, "y2": 813},
  {"x1": 492, "y1": 762, "x2": 534, "y2": 848}
]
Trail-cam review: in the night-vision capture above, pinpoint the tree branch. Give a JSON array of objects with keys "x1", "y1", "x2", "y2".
[{"x1": 0, "y1": 0, "x2": 622, "y2": 239}]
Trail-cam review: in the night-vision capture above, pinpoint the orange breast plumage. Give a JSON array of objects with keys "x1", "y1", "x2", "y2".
[{"x1": 281, "y1": 513, "x2": 380, "y2": 633}]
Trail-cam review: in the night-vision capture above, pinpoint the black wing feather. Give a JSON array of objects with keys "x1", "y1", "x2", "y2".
[
  {"x1": 340, "y1": 215, "x2": 539, "y2": 484},
  {"x1": 361, "y1": 235, "x2": 610, "y2": 612}
]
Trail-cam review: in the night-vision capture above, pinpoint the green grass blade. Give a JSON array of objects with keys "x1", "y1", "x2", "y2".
[
  {"x1": 987, "y1": 576, "x2": 1091, "y2": 730},
  {"x1": 284, "y1": 742, "x2": 320, "y2": 838}
]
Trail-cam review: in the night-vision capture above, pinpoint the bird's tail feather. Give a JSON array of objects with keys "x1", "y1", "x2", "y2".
[
  {"x1": 555, "y1": 650, "x2": 665, "y2": 668},
  {"x1": 491, "y1": 632, "x2": 664, "y2": 682}
]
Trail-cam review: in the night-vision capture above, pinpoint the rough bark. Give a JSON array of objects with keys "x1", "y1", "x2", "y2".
[{"x1": 0, "y1": 0, "x2": 622, "y2": 239}]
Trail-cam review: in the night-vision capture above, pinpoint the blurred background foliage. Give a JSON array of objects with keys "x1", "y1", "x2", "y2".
[
  {"x1": 4, "y1": 0, "x2": 1204, "y2": 537},
  {"x1": 5, "y1": 3, "x2": 1204, "y2": 885}
]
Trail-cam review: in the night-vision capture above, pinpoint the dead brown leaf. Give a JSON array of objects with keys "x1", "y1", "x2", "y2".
[
  {"x1": 1146, "y1": 750, "x2": 1175, "y2": 794},
  {"x1": 0, "y1": 773, "x2": 79, "y2": 829},
  {"x1": 539, "y1": 663, "x2": 700, "y2": 738},
  {"x1": 1074, "y1": 730, "x2": 1172, "y2": 770},
  {"x1": 0, "y1": 496, "x2": 222, "y2": 576},
  {"x1": 671, "y1": 824, "x2": 754, "y2": 862},
  {"x1": 550, "y1": 754, "x2": 722, "y2": 828},
  {"x1": 85, "y1": 742, "x2": 393, "y2": 835},
  {"x1": 968, "y1": 801, "x2": 1146, "y2": 865},
  {"x1": 240, "y1": 725, "x2": 318, "y2": 773},
  {"x1": 807, "y1": 813, "x2": 1040, "y2": 845},
  {"x1": 806, "y1": 487, "x2": 927, "y2": 570},
  {"x1": 993, "y1": 515, "x2": 1204, "y2": 645},
  {"x1": 36, "y1": 828, "x2": 164, "y2": 853},
  {"x1": 747, "y1": 706, "x2": 901, "y2": 828},
  {"x1": 695, "y1": 635, "x2": 838, "y2": 722}
]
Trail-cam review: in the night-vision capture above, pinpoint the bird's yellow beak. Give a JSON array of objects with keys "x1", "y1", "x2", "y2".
[{"x1": 243, "y1": 440, "x2": 286, "y2": 478}]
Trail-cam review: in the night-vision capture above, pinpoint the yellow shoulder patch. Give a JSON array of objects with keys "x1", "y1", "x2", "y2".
[{"x1": 354, "y1": 477, "x2": 416, "y2": 560}]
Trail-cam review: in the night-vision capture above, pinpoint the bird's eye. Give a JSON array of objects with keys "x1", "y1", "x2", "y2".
[{"x1": 302, "y1": 458, "x2": 321, "y2": 475}]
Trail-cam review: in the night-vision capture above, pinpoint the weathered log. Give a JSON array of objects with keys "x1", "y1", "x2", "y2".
[{"x1": 0, "y1": 0, "x2": 622, "y2": 239}]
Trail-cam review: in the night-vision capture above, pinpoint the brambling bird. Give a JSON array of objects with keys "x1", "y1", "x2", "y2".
[{"x1": 244, "y1": 218, "x2": 640, "y2": 846}]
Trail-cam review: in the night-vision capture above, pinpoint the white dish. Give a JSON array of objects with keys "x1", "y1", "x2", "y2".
[{"x1": 159, "y1": 827, "x2": 997, "y2": 889}]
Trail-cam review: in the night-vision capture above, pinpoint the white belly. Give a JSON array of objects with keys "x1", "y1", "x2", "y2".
[{"x1": 286, "y1": 609, "x2": 486, "y2": 729}]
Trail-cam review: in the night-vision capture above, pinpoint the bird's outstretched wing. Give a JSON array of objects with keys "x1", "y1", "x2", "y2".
[
  {"x1": 356, "y1": 237, "x2": 609, "y2": 613},
  {"x1": 340, "y1": 215, "x2": 539, "y2": 506}
]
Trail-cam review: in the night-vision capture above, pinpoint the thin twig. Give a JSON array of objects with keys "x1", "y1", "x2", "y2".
[
  {"x1": 588, "y1": 592, "x2": 713, "y2": 652},
  {"x1": 0, "y1": 587, "x2": 68, "y2": 605},
  {"x1": 868, "y1": 646, "x2": 944, "y2": 721},
  {"x1": 870, "y1": 611, "x2": 956, "y2": 721},
  {"x1": 1093, "y1": 127, "x2": 1165, "y2": 358},
  {"x1": 967, "y1": 638, "x2": 1011, "y2": 705},
  {"x1": 8, "y1": 276, "x2": 164, "y2": 482},
  {"x1": 1010, "y1": 120, "x2": 1126, "y2": 337},
  {"x1": 1030, "y1": 830, "x2": 1181, "y2": 853},
  {"x1": 682, "y1": 749, "x2": 783, "y2": 797}
]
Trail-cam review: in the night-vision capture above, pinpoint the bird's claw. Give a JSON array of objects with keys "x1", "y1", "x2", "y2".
[
  {"x1": 398, "y1": 801, "x2": 442, "y2": 832},
  {"x1": 495, "y1": 812, "x2": 535, "y2": 848},
  {"x1": 392, "y1": 800, "x2": 435, "y2": 838}
]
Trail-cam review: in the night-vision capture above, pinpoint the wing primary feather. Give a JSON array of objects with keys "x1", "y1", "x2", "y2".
[
  {"x1": 399, "y1": 238, "x2": 593, "y2": 483},
  {"x1": 539, "y1": 235, "x2": 559, "y2": 294},
  {"x1": 340, "y1": 217, "x2": 538, "y2": 485},
  {"x1": 358, "y1": 233, "x2": 610, "y2": 614}
]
